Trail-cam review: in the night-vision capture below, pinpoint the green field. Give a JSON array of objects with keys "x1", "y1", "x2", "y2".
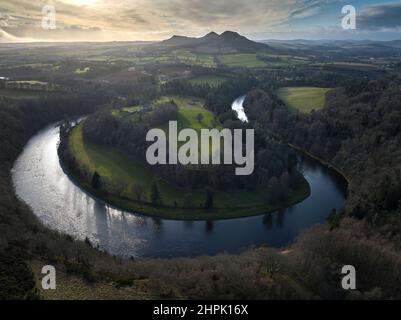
[
  {"x1": 127, "y1": 50, "x2": 216, "y2": 68},
  {"x1": 74, "y1": 67, "x2": 91, "y2": 74},
  {"x1": 258, "y1": 54, "x2": 310, "y2": 68},
  {"x1": 9, "y1": 80, "x2": 49, "y2": 86},
  {"x1": 155, "y1": 95, "x2": 215, "y2": 129},
  {"x1": 277, "y1": 87, "x2": 330, "y2": 113},
  {"x1": 111, "y1": 96, "x2": 216, "y2": 132},
  {"x1": 153, "y1": 96, "x2": 221, "y2": 156},
  {"x1": 189, "y1": 75, "x2": 227, "y2": 87},
  {"x1": 218, "y1": 54, "x2": 267, "y2": 68},
  {"x1": 173, "y1": 50, "x2": 216, "y2": 68},
  {"x1": 67, "y1": 96, "x2": 310, "y2": 219},
  {"x1": 0, "y1": 88, "x2": 66, "y2": 100}
]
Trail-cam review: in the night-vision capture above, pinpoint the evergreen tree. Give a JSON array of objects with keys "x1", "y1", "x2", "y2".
[
  {"x1": 196, "y1": 113, "x2": 204, "y2": 123},
  {"x1": 150, "y1": 182, "x2": 162, "y2": 206},
  {"x1": 183, "y1": 193, "x2": 193, "y2": 208},
  {"x1": 204, "y1": 187, "x2": 214, "y2": 211},
  {"x1": 91, "y1": 171, "x2": 101, "y2": 190}
]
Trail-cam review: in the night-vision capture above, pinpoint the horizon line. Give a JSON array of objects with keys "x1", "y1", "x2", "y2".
[{"x1": 1, "y1": 38, "x2": 401, "y2": 45}]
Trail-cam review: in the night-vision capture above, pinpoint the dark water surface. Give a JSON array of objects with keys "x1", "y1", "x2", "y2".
[{"x1": 12, "y1": 99, "x2": 347, "y2": 258}]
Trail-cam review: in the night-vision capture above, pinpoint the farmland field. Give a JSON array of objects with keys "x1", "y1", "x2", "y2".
[
  {"x1": 218, "y1": 54, "x2": 267, "y2": 68},
  {"x1": 0, "y1": 88, "x2": 66, "y2": 100},
  {"x1": 258, "y1": 54, "x2": 310, "y2": 67},
  {"x1": 153, "y1": 95, "x2": 215, "y2": 130},
  {"x1": 173, "y1": 50, "x2": 216, "y2": 67},
  {"x1": 189, "y1": 75, "x2": 227, "y2": 87},
  {"x1": 277, "y1": 87, "x2": 330, "y2": 113}
]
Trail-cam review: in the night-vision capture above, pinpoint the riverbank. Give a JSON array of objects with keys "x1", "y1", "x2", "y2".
[{"x1": 288, "y1": 143, "x2": 350, "y2": 190}]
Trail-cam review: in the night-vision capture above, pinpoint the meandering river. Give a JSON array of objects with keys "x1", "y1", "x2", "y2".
[{"x1": 11, "y1": 97, "x2": 347, "y2": 258}]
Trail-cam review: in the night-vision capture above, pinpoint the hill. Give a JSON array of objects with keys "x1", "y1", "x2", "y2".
[{"x1": 153, "y1": 31, "x2": 273, "y2": 54}]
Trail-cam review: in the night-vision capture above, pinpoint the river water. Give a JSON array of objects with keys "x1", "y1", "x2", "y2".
[{"x1": 11, "y1": 98, "x2": 347, "y2": 258}]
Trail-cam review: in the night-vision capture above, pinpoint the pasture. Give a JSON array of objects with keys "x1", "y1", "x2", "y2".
[
  {"x1": 218, "y1": 54, "x2": 267, "y2": 68},
  {"x1": 277, "y1": 87, "x2": 330, "y2": 113}
]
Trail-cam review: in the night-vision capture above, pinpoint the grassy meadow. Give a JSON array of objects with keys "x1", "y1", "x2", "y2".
[
  {"x1": 277, "y1": 87, "x2": 330, "y2": 113},
  {"x1": 218, "y1": 54, "x2": 267, "y2": 68},
  {"x1": 0, "y1": 88, "x2": 67, "y2": 101}
]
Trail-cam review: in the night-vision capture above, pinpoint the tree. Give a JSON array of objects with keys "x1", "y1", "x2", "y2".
[
  {"x1": 150, "y1": 182, "x2": 162, "y2": 206},
  {"x1": 196, "y1": 113, "x2": 204, "y2": 123},
  {"x1": 327, "y1": 208, "x2": 341, "y2": 230},
  {"x1": 265, "y1": 177, "x2": 286, "y2": 205},
  {"x1": 132, "y1": 184, "x2": 144, "y2": 202},
  {"x1": 204, "y1": 187, "x2": 214, "y2": 211},
  {"x1": 91, "y1": 171, "x2": 101, "y2": 190},
  {"x1": 114, "y1": 180, "x2": 127, "y2": 197},
  {"x1": 183, "y1": 193, "x2": 193, "y2": 209},
  {"x1": 60, "y1": 114, "x2": 73, "y2": 139}
]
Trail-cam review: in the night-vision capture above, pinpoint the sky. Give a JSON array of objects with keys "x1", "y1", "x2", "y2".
[{"x1": 1, "y1": 0, "x2": 401, "y2": 42}]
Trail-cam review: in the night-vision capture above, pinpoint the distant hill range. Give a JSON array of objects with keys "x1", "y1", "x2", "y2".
[
  {"x1": 262, "y1": 39, "x2": 401, "y2": 58},
  {"x1": 153, "y1": 31, "x2": 273, "y2": 54}
]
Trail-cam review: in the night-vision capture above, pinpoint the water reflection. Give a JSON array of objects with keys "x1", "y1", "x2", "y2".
[
  {"x1": 205, "y1": 220, "x2": 214, "y2": 233},
  {"x1": 276, "y1": 210, "x2": 285, "y2": 229},
  {"x1": 262, "y1": 213, "x2": 273, "y2": 230}
]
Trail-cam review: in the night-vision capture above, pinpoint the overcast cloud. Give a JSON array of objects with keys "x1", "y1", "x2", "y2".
[
  {"x1": 358, "y1": 3, "x2": 401, "y2": 31},
  {"x1": 0, "y1": 0, "x2": 400, "y2": 42}
]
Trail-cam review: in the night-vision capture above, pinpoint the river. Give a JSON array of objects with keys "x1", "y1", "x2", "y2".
[{"x1": 11, "y1": 97, "x2": 347, "y2": 258}]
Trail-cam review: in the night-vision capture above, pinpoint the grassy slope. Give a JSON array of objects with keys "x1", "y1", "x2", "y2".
[
  {"x1": 173, "y1": 50, "x2": 216, "y2": 68},
  {"x1": 153, "y1": 95, "x2": 214, "y2": 129},
  {"x1": 277, "y1": 87, "x2": 330, "y2": 113},
  {"x1": 31, "y1": 248, "x2": 316, "y2": 299},
  {"x1": 68, "y1": 96, "x2": 310, "y2": 220},
  {"x1": 218, "y1": 54, "x2": 267, "y2": 68},
  {"x1": 153, "y1": 95, "x2": 220, "y2": 154},
  {"x1": 258, "y1": 54, "x2": 310, "y2": 68}
]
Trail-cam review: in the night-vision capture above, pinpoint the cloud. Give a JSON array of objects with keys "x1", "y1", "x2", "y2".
[
  {"x1": 358, "y1": 3, "x2": 401, "y2": 31},
  {"x1": 63, "y1": 25, "x2": 102, "y2": 32},
  {"x1": 0, "y1": 0, "x2": 357, "y2": 42},
  {"x1": 289, "y1": 3, "x2": 322, "y2": 20},
  {"x1": 0, "y1": 27, "x2": 36, "y2": 42}
]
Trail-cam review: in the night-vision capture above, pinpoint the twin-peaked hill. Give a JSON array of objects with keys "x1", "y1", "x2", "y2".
[{"x1": 153, "y1": 31, "x2": 273, "y2": 54}]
